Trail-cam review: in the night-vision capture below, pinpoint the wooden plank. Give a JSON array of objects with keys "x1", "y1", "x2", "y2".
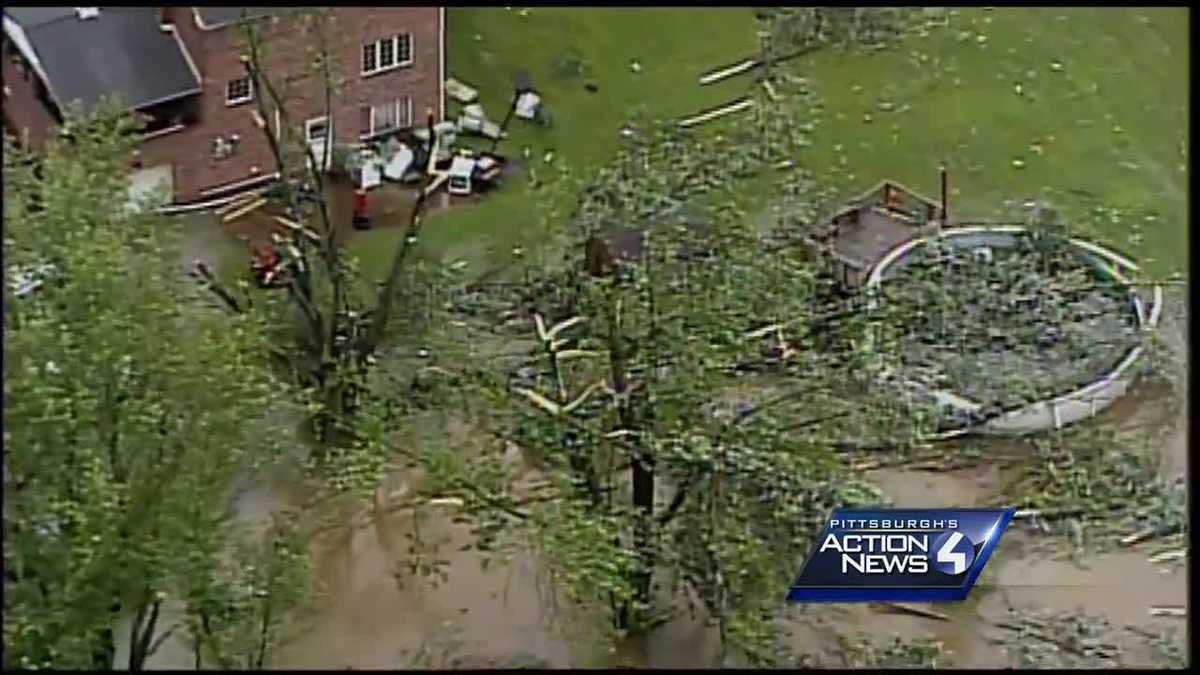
[
  {"x1": 422, "y1": 172, "x2": 449, "y2": 197},
  {"x1": 698, "y1": 58, "x2": 757, "y2": 85},
  {"x1": 678, "y1": 97, "x2": 754, "y2": 129},
  {"x1": 221, "y1": 197, "x2": 267, "y2": 223},
  {"x1": 214, "y1": 190, "x2": 264, "y2": 216},
  {"x1": 272, "y1": 216, "x2": 320, "y2": 243}
]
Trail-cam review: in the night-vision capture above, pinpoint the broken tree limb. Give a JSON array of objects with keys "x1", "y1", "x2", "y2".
[
  {"x1": 190, "y1": 262, "x2": 245, "y2": 314},
  {"x1": 1013, "y1": 507, "x2": 1088, "y2": 520},
  {"x1": 877, "y1": 602, "x2": 951, "y2": 622},
  {"x1": 1148, "y1": 549, "x2": 1186, "y2": 564},
  {"x1": 1120, "y1": 523, "x2": 1181, "y2": 547}
]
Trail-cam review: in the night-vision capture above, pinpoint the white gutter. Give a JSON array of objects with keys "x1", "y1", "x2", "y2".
[
  {"x1": 162, "y1": 24, "x2": 203, "y2": 88},
  {"x1": 2, "y1": 16, "x2": 63, "y2": 110},
  {"x1": 438, "y1": 7, "x2": 446, "y2": 122}
]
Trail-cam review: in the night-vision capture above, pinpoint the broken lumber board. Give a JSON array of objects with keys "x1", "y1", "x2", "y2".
[
  {"x1": 214, "y1": 189, "x2": 266, "y2": 216},
  {"x1": 272, "y1": 216, "x2": 320, "y2": 243},
  {"x1": 1148, "y1": 606, "x2": 1186, "y2": 618},
  {"x1": 699, "y1": 58, "x2": 758, "y2": 85},
  {"x1": 678, "y1": 97, "x2": 754, "y2": 129},
  {"x1": 222, "y1": 197, "x2": 268, "y2": 223},
  {"x1": 423, "y1": 172, "x2": 450, "y2": 197}
]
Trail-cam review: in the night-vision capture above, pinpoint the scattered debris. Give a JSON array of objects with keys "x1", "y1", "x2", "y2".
[
  {"x1": 447, "y1": 156, "x2": 477, "y2": 196},
  {"x1": 272, "y1": 216, "x2": 320, "y2": 243},
  {"x1": 514, "y1": 91, "x2": 542, "y2": 120},
  {"x1": 480, "y1": 120, "x2": 503, "y2": 140},
  {"x1": 7, "y1": 263, "x2": 57, "y2": 298},
  {"x1": 1148, "y1": 606, "x2": 1186, "y2": 618},
  {"x1": 678, "y1": 97, "x2": 754, "y2": 128},
  {"x1": 877, "y1": 602, "x2": 951, "y2": 622},
  {"x1": 382, "y1": 142, "x2": 415, "y2": 182},
  {"x1": 445, "y1": 78, "x2": 478, "y2": 104},
  {"x1": 629, "y1": 58, "x2": 642, "y2": 74},
  {"x1": 1148, "y1": 549, "x2": 1186, "y2": 564}
]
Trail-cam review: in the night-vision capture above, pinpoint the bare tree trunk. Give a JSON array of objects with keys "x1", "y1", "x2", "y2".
[{"x1": 605, "y1": 281, "x2": 655, "y2": 630}]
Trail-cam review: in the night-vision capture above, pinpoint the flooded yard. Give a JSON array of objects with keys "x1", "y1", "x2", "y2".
[{"x1": 151, "y1": 210, "x2": 1189, "y2": 669}]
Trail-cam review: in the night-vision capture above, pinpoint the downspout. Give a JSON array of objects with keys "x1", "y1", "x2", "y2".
[{"x1": 438, "y1": 7, "x2": 446, "y2": 122}]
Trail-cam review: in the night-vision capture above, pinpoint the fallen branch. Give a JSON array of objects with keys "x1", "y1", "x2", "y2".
[
  {"x1": 877, "y1": 602, "x2": 951, "y2": 622},
  {"x1": 1148, "y1": 549, "x2": 1186, "y2": 564},
  {"x1": 1012, "y1": 507, "x2": 1088, "y2": 521},
  {"x1": 992, "y1": 619, "x2": 1121, "y2": 660},
  {"x1": 1120, "y1": 523, "x2": 1181, "y2": 547},
  {"x1": 190, "y1": 262, "x2": 245, "y2": 314}
]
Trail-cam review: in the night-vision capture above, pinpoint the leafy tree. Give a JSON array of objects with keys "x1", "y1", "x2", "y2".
[
  {"x1": 192, "y1": 10, "x2": 447, "y2": 460},
  {"x1": 3, "y1": 104, "x2": 308, "y2": 669},
  {"x1": 392, "y1": 102, "x2": 941, "y2": 665}
]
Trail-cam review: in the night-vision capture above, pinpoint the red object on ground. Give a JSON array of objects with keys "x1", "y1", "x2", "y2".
[{"x1": 353, "y1": 189, "x2": 367, "y2": 219}]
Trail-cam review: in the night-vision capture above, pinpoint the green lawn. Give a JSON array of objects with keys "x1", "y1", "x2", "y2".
[
  {"x1": 799, "y1": 7, "x2": 1189, "y2": 277},
  {"x1": 351, "y1": 7, "x2": 1188, "y2": 280}
]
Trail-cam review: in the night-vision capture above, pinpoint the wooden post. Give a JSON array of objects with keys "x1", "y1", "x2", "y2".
[{"x1": 489, "y1": 90, "x2": 519, "y2": 154}]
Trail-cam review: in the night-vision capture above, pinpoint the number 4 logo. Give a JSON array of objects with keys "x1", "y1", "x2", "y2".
[{"x1": 933, "y1": 530, "x2": 976, "y2": 576}]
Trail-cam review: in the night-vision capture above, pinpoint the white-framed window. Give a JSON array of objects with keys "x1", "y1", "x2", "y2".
[
  {"x1": 306, "y1": 116, "x2": 330, "y2": 144},
  {"x1": 359, "y1": 97, "x2": 413, "y2": 138},
  {"x1": 361, "y1": 33, "x2": 414, "y2": 75},
  {"x1": 226, "y1": 76, "x2": 253, "y2": 106}
]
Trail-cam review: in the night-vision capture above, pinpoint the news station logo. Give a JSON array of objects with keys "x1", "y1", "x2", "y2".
[{"x1": 787, "y1": 508, "x2": 1015, "y2": 603}]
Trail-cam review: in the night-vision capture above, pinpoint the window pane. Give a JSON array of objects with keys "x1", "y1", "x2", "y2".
[
  {"x1": 399, "y1": 96, "x2": 412, "y2": 127},
  {"x1": 379, "y1": 37, "x2": 395, "y2": 69},
  {"x1": 362, "y1": 43, "x2": 376, "y2": 73},
  {"x1": 398, "y1": 34, "x2": 413, "y2": 64},
  {"x1": 226, "y1": 77, "x2": 251, "y2": 103},
  {"x1": 360, "y1": 106, "x2": 372, "y2": 136},
  {"x1": 373, "y1": 100, "x2": 397, "y2": 132}
]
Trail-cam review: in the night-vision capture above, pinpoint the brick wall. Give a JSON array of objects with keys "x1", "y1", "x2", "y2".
[
  {"x1": 139, "y1": 7, "x2": 443, "y2": 201},
  {"x1": 1, "y1": 38, "x2": 58, "y2": 150}
]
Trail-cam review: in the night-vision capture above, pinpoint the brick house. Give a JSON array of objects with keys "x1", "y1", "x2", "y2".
[{"x1": 2, "y1": 7, "x2": 445, "y2": 203}]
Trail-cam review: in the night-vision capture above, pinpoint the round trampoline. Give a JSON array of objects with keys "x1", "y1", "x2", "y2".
[{"x1": 862, "y1": 225, "x2": 1163, "y2": 436}]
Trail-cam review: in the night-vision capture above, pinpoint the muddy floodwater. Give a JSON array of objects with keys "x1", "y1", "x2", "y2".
[
  {"x1": 131, "y1": 369, "x2": 1185, "y2": 670},
  {"x1": 155, "y1": 212, "x2": 1187, "y2": 668}
]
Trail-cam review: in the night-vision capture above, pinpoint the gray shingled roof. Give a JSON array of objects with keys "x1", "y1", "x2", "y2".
[
  {"x1": 194, "y1": 8, "x2": 303, "y2": 29},
  {"x1": 5, "y1": 7, "x2": 200, "y2": 111},
  {"x1": 4, "y1": 8, "x2": 78, "y2": 28}
]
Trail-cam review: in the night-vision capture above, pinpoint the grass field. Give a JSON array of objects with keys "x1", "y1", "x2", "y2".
[
  {"x1": 350, "y1": 7, "x2": 1188, "y2": 279},
  {"x1": 799, "y1": 7, "x2": 1189, "y2": 277}
]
